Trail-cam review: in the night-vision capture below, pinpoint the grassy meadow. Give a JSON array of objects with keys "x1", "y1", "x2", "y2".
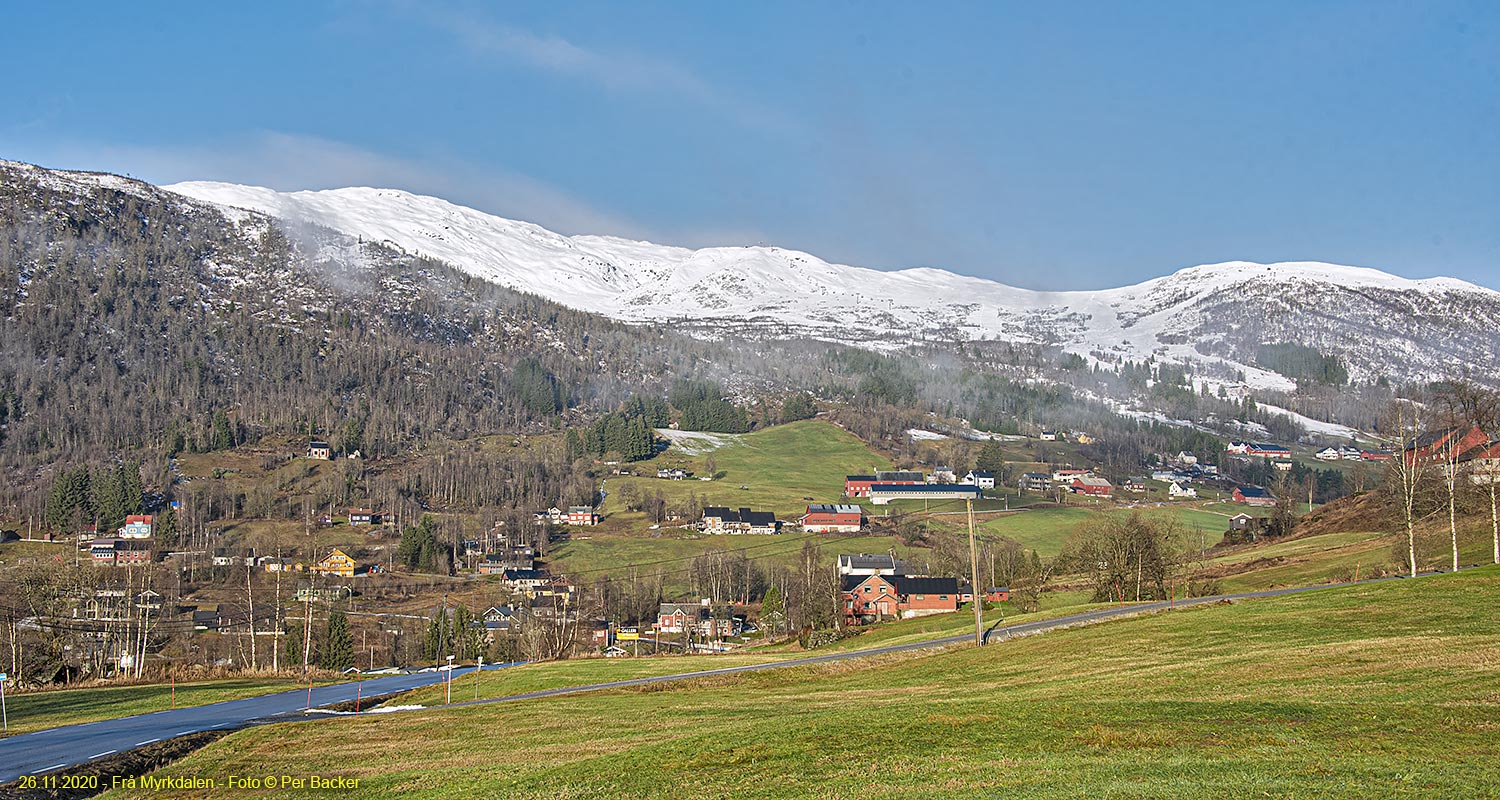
[{"x1": 100, "y1": 566, "x2": 1500, "y2": 799}]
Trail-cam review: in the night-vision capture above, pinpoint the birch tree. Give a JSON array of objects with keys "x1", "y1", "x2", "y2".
[{"x1": 1386, "y1": 398, "x2": 1427, "y2": 578}]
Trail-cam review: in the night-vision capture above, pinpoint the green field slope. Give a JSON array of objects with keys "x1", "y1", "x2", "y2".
[
  {"x1": 601, "y1": 419, "x2": 893, "y2": 518},
  {"x1": 105, "y1": 567, "x2": 1500, "y2": 799}
]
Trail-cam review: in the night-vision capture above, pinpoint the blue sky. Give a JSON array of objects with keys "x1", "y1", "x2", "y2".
[{"x1": 2, "y1": 1, "x2": 1496, "y2": 290}]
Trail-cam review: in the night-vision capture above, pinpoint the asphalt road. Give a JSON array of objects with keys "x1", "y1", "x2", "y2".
[
  {"x1": 0, "y1": 664, "x2": 506, "y2": 784},
  {"x1": 0, "y1": 575, "x2": 1411, "y2": 783}
]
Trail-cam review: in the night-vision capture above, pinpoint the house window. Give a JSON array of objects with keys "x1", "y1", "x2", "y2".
[
  {"x1": 940, "y1": 595, "x2": 949, "y2": 600},
  {"x1": 915, "y1": 595, "x2": 925, "y2": 600},
  {"x1": 864, "y1": 586, "x2": 871, "y2": 593}
]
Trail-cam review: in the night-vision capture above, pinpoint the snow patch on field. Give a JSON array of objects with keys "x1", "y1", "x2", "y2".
[
  {"x1": 907, "y1": 429, "x2": 949, "y2": 441},
  {"x1": 306, "y1": 704, "x2": 426, "y2": 716},
  {"x1": 1256, "y1": 402, "x2": 1364, "y2": 440},
  {"x1": 656, "y1": 429, "x2": 743, "y2": 455}
]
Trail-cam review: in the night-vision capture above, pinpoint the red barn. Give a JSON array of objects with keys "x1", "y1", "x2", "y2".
[
  {"x1": 1405, "y1": 425, "x2": 1489, "y2": 467},
  {"x1": 1071, "y1": 476, "x2": 1114, "y2": 497},
  {"x1": 1233, "y1": 486, "x2": 1277, "y2": 507},
  {"x1": 801, "y1": 504, "x2": 864, "y2": 533},
  {"x1": 844, "y1": 471, "x2": 924, "y2": 498}
]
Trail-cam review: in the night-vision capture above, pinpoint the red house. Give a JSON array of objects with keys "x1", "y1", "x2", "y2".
[
  {"x1": 1071, "y1": 476, "x2": 1114, "y2": 497},
  {"x1": 801, "y1": 504, "x2": 864, "y2": 533},
  {"x1": 1405, "y1": 425, "x2": 1489, "y2": 467},
  {"x1": 842, "y1": 574, "x2": 962, "y2": 624},
  {"x1": 844, "y1": 471, "x2": 924, "y2": 498},
  {"x1": 656, "y1": 602, "x2": 737, "y2": 637},
  {"x1": 985, "y1": 587, "x2": 1011, "y2": 602},
  {"x1": 1233, "y1": 486, "x2": 1277, "y2": 507},
  {"x1": 1246, "y1": 443, "x2": 1292, "y2": 458},
  {"x1": 563, "y1": 506, "x2": 600, "y2": 526}
]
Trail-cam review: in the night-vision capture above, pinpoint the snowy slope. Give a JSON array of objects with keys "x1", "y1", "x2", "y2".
[{"x1": 163, "y1": 180, "x2": 1500, "y2": 389}]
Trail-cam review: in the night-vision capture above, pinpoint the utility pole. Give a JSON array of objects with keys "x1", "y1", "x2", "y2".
[{"x1": 966, "y1": 499, "x2": 983, "y2": 646}]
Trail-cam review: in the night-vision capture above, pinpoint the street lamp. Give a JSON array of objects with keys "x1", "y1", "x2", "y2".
[{"x1": 445, "y1": 655, "x2": 455, "y2": 703}]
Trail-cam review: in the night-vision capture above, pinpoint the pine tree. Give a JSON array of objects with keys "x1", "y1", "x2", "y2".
[
  {"x1": 285, "y1": 620, "x2": 304, "y2": 667},
  {"x1": 211, "y1": 409, "x2": 235, "y2": 451},
  {"x1": 320, "y1": 608, "x2": 354, "y2": 671}
]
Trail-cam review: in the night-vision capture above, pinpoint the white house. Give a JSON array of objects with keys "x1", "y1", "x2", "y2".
[
  {"x1": 1315, "y1": 447, "x2": 1341, "y2": 461},
  {"x1": 927, "y1": 466, "x2": 958, "y2": 484},
  {"x1": 1176, "y1": 451, "x2": 1199, "y2": 466},
  {"x1": 118, "y1": 515, "x2": 153, "y2": 539},
  {"x1": 1168, "y1": 482, "x2": 1198, "y2": 499},
  {"x1": 963, "y1": 470, "x2": 996, "y2": 489}
]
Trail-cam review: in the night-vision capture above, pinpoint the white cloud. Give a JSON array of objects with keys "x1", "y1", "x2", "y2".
[{"x1": 410, "y1": 7, "x2": 798, "y2": 135}]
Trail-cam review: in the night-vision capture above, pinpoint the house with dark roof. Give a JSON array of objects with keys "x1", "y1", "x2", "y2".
[
  {"x1": 1232, "y1": 486, "x2": 1276, "y2": 507},
  {"x1": 1245, "y1": 443, "x2": 1292, "y2": 458},
  {"x1": 1017, "y1": 472, "x2": 1050, "y2": 493},
  {"x1": 841, "y1": 574, "x2": 963, "y2": 623},
  {"x1": 307, "y1": 441, "x2": 332, "y2": 460},
  {"x1": 498, "y1": 568, "x2": 552, "y2": 593},
  {"x1": 702, "y1": 507, "x2": 780, "y2": 535},
  {"x1": 837, "y1": 553, "x2": 909, "y2": 576},
  {"x1": 962, "y1": 470, "x2": 996, "y2": 489}
]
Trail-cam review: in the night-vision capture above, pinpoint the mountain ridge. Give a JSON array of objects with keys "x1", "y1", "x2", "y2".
[
  {"x1": 6, "y1": 160, "x2": 1492, "y2": 392},
  {"x1": 162, "y1": 177, "x2": 1500, "y2": 391}
]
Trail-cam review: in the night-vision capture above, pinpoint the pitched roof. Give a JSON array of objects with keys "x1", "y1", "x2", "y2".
[
  {"x1": 893, "y1": 576, "x2": 960, "y2": 595},
  {"x1": 703, "y1": 507, "x2": 777, "y2": 525},
  {"x1": 807, "y1": 503, "x2": 863, "y2": 515},
  {"x1": 1236, "y1": 485, "x2": 1272, "y2": 498},
  {"x1": 838, "y1": 553, "x2": 898, "y2": 571},
  {"x1": 841, "y1": 574, "x2": 896, "y2": 593}
]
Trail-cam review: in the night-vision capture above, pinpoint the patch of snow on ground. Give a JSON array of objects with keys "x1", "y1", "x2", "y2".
[
  {"x1": 306, "y1": 704, "x2": 426, "y2": 716},
  {"x1": 1256, "y1": 403, "x2": 1365, "y2": 440},
  {"x1": 907, "y1": 429, "x2": 949, "y2": 441},
  {"x1": 655, "y1": 429, "x2": 743, "y2": 456}
]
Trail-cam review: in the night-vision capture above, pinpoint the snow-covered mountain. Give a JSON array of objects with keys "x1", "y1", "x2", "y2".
[{"x1": 165, "y1": 180, "x2": 1500, "y2": 390}]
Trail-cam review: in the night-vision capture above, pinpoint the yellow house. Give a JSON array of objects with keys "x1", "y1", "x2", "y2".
[
  {"x1": 314, "y1": 548, "x2": 356, "y2": 578},
  {"x1": 1076, "y1": 433, "x2": 1096, "y2": 445}
]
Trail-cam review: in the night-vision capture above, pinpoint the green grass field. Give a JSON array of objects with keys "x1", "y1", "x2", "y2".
[
  {"x1": 103, "y1": 567, "x2": 1500, "y2": 798},
  {"x1": 0, "y1": 676, "x2": 328, "y2": 738},
  {"x1": 549, "y1": 531, "x2": 920, "y2": 595},
  {"x1": 601, "y1": 420, "x2": 893, "y2": 520}
]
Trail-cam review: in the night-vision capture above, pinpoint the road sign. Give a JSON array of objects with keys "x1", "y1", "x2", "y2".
[{"x1": 615, "y1": 631, "x2": 639, "y2": 641}]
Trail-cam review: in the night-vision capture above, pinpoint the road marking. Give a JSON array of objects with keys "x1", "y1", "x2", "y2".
[
  {"x1": 91, "y1": 750, "x2": 116, "y2": 759},
  {"x1": 176, "y1": 730, "x2": 194, "y2": 737},
  {"x1": 137, "y1": 738, "x2": 159, "y2": 746},
  {"x1": 43, "y1": 763, "x2": 68, "y2": 772}
]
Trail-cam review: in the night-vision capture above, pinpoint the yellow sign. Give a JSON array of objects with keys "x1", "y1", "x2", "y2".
[{"x1": 615, "y1": 631, "x2": 639, "y2": 641}]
